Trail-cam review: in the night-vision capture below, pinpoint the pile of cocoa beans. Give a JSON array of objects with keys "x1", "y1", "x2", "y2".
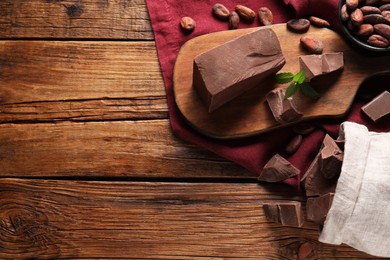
[
  {"x1": 341, "y1": 0, "x2": 390, "y2": 48},
  {"x1": 180, "y1": 3, "x2": 274, "y2": 33},
  {"x1": 212, "y1": 3, "x2": 274, "y2": 30}
]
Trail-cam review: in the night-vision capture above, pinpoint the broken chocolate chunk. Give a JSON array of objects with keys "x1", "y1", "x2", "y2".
[
  {"x1": 319, "y1": 134, "x2": 343, "y2": 179},
  {"x1": 263, "y1": 201, "x2": 304, "y2": 227},
  {"x1": 335, "y1": 139, "x2": 345, "y2": 151},
  {"x1": 266, "y1": 88, "x2": 303, "y2": 124},
  {"x1": 193, "y1": 27, "x2": 286, "y2": 112},
  {"x1": 306, "y1": 193, "x2": 334, "y2": 225},
  {"x1": 302, "y1": 152, "x2": 337, "y2": 197},
  {"x1": 262, "y1": 203, "x2": 279, "y2": 223},
  {"x1": 258, "y1": 154, "x2": 300, "y2": 182},
  {"x1": 361, "y1": 91, "x2": 390, "y2": 122},
  {"x1": 299, "y1": 52, "x2": 344, "y2": 82}
]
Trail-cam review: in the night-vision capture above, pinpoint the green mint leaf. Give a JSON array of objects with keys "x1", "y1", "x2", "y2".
[
  {"x1": 293, "y1": 69, "x2": 306, "y2": 84},
  {"x1": 275, "y1": 72, "x2": 294, "y2": 84},
  {"x1": 284, "y1": 82, "x2": 299, "y2": 99},
  {"x1": 300, "y1": 82, "x2": 320, "y2": 99}
]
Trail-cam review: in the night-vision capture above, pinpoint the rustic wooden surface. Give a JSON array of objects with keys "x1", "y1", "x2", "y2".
[
  {"x1": 0, "y1": 0, "x2": 386, "y2": 259},
  {"x1": 174, "y1": 24, "x2": 390, "y2": 139}
]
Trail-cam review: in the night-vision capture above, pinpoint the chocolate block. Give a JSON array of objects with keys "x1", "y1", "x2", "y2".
[
  {"x1": 262, "y1": 203, "x2": 279, "y2": 223},
  {"x1": 266, "y1": 88, "x2": 303, "y2": 124},
  {"x1": 306, "y1": 193, "x2": 334, "y2": 225},
  {"x1": 263, "y1": 202, "x2": 304, "y2": 227},
  {"x1": 361, "y1": 91, "x2": 390, "y2": 122},
  {"x1": 258, "y1": 154, "x2": 300, "y2": 182},
  {"x1": 302, "y1": 152, "x2": 337, "y2": 197},
  {"x1": 299, "y1": 52, "x2": 344, "y2": 81},
  {"x1": 319, "y1": 134, "x2": 343, "y2": 179},
  {"x1": 193, "y1": 28, "x2": 286, "y2": 112}
]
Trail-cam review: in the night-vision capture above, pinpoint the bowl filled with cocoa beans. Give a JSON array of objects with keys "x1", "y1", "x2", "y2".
[{"x1": 339, "y1": 0, "x2": 390, "y2": 52}]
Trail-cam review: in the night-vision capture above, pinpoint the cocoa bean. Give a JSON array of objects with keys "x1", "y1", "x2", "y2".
[
  {"x1": 366, "y1": 0, "x2": 381, "y2": 5},
  {"x1": 293, "y1": 123, "x2": 316, "y2": 135},
  {"x1": 285, "y1": 134, "x2": 303, "y2": 154},
  {"x1": 346, "y1": 0, "x2": 359, "y2": 10},
  {"x1": 380, "y1": 4, "x2": 390, "y2": 11},
  {"x1": 300, "y1": 36, "x2": 324, "y2": 54},
  {"x1": 341, "y1": 4, "x2": 350, "y2": 21},
  {"x1": 363, "y1": 13, "x2": 386, "y2": 23},
  {"x1": 367, "y1": 33, "x2": 390, "y2": 47},
  {"x1": 180, "y1": 17, "x2": 195, "y2": 32},
  {"x1": 354, "y1": 23, "x2": 375, "y2": 35},
  {"x1": 361, "y1": 6, "x2": 381, "y2": 14},
  {"x1": 228, "y1": 11, "x2": 240, "y2": 29},
  {"x1": 374, "y1": 23, "x2": 390, "y2": 38},
  {"x1": 235, "y1": 5, "x2": 256, "y2": 22},
  {"x1": 351, "y1": 8, "x2": 364, "y2": 25},
  {"x1": 287, "y1": 19, "x2": 310, "y2": 33},
  {"x1": 258, "y1": 7, "x2": 273, "y2": 25},
  {"x1": 347, "y1": 20, "x2": 357, "y2": 30},
  {"x1": 309, "y1": 16, "x2": 330, "y2": 27},
  {"x1": 298, "y1": 242, "x2": 314, "y2": 260},
  {"x1": 383, "y1": 11, "x2": 390, "y2": 23},
  {"x1": 212, "y1": 3, "x2": 230, "y2": 20}
]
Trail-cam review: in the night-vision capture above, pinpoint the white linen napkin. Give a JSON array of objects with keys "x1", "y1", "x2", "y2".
[{"x1": 319, "y1": 122, "x2": 390, "y2": 257}]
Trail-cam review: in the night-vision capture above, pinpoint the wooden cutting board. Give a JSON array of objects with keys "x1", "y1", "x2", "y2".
[{"x1": 173, "y1": 23, "x2": 390, "y2": 139}]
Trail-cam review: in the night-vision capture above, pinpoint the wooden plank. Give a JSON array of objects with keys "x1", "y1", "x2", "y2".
[
  {"x1": 0, "y1": 99, "x2": 168, "y2": 122},
  {"x1": 0, "y1": 179, "x2": 379, "y2": 259},
  {"x1": 0, "y1": 0, "x2": 153, "y2": 39},
  {"x1": 0, "y1": 120, "x2": 254, "y2": 178},
  {"x1": 0, "y1": 41, "x2": 167, "y2": 122}
]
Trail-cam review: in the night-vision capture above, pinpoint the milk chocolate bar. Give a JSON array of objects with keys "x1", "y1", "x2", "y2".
[
  {"x1": 306, "y1": 193, "x2": 334, "y2": 225},
  {"x1": 361, "y1": 91, "x2": 390, "y2": 122},
  {"x1": 263, "y1": 201, "x2": 304, "y2": 227},
  {"x1": 319, "y1": 134, "x2": 343, "y2": 179},
  {"x1": 266, "y1": 88, "x2": 303, "y2": 123},
  {"x1": 299, "y1": 52, "x2": 344, "y2": 81},
  {"x1": 258, "y1": 154, "x2": 300, "y2": 182},
  {"x1": 193, "y1": 28, "x2": 286, "y2": 112}
]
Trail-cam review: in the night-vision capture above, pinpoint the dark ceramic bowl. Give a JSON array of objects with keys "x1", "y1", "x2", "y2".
[{"x1": 338, "y1": 0, "x2": 390, "y2": 53}]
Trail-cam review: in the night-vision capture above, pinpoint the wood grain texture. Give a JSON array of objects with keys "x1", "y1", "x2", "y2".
[
  {"x1": 0, "y1": 41, "x2": 167, "y2": 122},
  {"x1": 0, "y1": 120, "x2": 253, "y2": 178},
  {"x1": 0, "y1": 0, "x2": 153, "y2": 39},
  {"x1": 174, "y1": 24, "x2": 390, "y2": 139},
  {"x1": 0, "y1": 178, "x2": 381, "y2": 259}
]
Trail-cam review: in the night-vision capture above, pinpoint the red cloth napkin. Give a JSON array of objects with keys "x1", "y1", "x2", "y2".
[{"x1": 145, "y1": 0, "x2": 390, "y2": 189}]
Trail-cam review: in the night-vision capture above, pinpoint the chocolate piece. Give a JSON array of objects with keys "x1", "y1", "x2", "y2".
[
  {"x1": 319, "y1": 134, "x2": 343, "y2": 179},
  {"x1": 299, "y1": 53, "x2": 344, "y2": 82},
  {"x1": 266, "y1": 88, "x2": 303, "y2": 124},
  {"x1": 263, "y1": 201, "x2": 304, "y2": 227},
  {"x1": 306, "y1": 193, "x2": 334, "y2": 225},
  {"x1": 302, "y1": 152, "x2": 337, "y2": 197},
  {"x1": 361, "y1": 91, "x2": 390, "y2": 122},
  {"x1": 193, "y1": 28, "x2": 285, "y2": 112},
  {"x1": 262, "y1": 203, "x2": 279, "y2": 223},
  {"x1": 258, "y1": 154, "x2": 300, "y2": 182}
]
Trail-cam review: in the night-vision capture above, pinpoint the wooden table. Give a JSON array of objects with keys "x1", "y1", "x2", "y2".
[{"x1": 0, "y1": 1, "x2": 383, "y2": 259}]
